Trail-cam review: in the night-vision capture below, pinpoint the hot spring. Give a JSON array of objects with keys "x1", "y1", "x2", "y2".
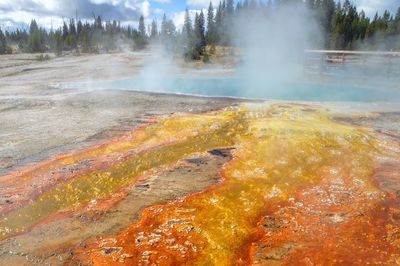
[{"x1": 62, "y1": 73, "x2": 400, "y2": 102}]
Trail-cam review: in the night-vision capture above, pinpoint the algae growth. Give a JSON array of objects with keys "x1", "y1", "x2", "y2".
[{"x1": 1, "y1": 104, "x2": 399, "y2": 265}]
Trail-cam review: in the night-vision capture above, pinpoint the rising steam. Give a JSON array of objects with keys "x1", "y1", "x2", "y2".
[
  {"x1": 233, "y1": 3, "x2": 321, "y2": 96},
  {"x1": 137, "y1": 2, "x2": 321, "y2": 98}
]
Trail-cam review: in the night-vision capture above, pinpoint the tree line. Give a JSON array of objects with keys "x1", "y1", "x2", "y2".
[
  {"x1": 0, "y1": 15, "x2": 150, "y2": 56},
  {"x1": 309, "y1": 0, "x2": 400, "y2": 50},
  {"x1": 1, "y1": 0, "x2": 400, "y2": 58}
]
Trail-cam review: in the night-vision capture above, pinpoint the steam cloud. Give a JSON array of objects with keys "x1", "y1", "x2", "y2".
[
  {"x1": 233, "y1": 3, "x2": 321, "y2": 97},
  {"x1": 137, "y1": 2, "x2": 321, "y2": 99}
]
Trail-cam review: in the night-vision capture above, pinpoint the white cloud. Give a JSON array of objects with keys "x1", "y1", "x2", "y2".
[
  {"x1": 172, "y1": 10, "x2": 185, "y2": 31},
  {"x1": 0, "y1": 0, "x2": 155, "y2": 30},
  {"x1": 142, "y1": 0, "x2": 150, "y2": 17},
  {"x1": 172, "y1": 8, "x2": 207, "y2": 31},
  {"x1": 31, "y1": 0, "x2": 59, "y2": 11},
  {"x1": 0, "y1": 9, "x2": 64, "y2": 29},
  {"x1": 351, "y1": 0, "x2": 399, "y2": 17},
  {"x1": 186, "y1": 0, "x2": 219, "y2": 8},
  {"x1": 89, "y1": 0, "x2": 123, "y2": 5}
]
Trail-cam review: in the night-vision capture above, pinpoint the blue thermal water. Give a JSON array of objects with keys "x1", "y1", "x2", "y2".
[{"x1": 64, "y1": 75, "x2": 400, "y2": 102}]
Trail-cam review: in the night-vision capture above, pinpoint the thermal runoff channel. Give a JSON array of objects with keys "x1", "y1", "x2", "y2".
[{"x1": 1, "y1": 104, "x2": 399, "y2": 265}]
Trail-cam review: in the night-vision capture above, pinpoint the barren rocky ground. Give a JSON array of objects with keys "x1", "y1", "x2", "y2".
[{"x1": 0, "y1": 52, "x2": 239, "y2": 176}]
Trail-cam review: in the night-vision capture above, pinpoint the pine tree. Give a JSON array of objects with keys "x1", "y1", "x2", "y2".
[
  {"x1": 159, "y1": 14, "x2": 177, "y2": 51},
  {"x1": 0, "y1": 27, "x2": 8, "y2": 54},
  {"x1": 396, "y1": 7, "x2": 400, "y2": 34},
  {"x1": 79, "y1": 23, "x2": 92, "y2": 53},
  {"x1": 215, "y1": 2, "x2": 223, "y2": 44},
  {"x1": 193, "y1": 13, "x2": 201, "y2": 54},
  {"x1": 321, "y1": 0, "x2": 335, "y2": 46},
  {"x1": 330, "y1": 1, "x2": 343, "y2": 49},
  {"x1": 54, "y1": 29, "x2": 63, "y2": 56},
  {"x1": 139, "y1": 15, "x2": 146, "y2": 36},
  {"x1": 343, "y1": 3, "x2": 358, "y2": 49},
  {"x1": 134, "y1": 15, "x2": 148, "y2": 50},
  {"x1": 394, "y1": 8, "x2": 400, "y2": 49},
  {"x1": 184, "y1": 9, "x2": 200, "y2": 60},
  {"x1": 199, "y1": 10, "x2": 206, "y2": 49},
  {"x1": 95, "y1": 16, "x2": 103, "y2": 30},
  {"x1": 161, "y1": 14, "x2": 168, "y2": 38},
  {"x1": 62, "y1": 22, "x2": 69, "y2": 39},
  {"x1": 183, "y1": 9, "x2": 193, "y2": 38},
  {"x1": 67, "y1": 19, "x2": 77, "y2": 49},
  {"x1": 220, "y1": 0, "x2": 230, "y2": 45},
  {"x1": 27, "y1": 19, "x2": 45, "y2": 53},
  {"x1": 357, "y1": 10, "x2": 370, "y2": 41},
  {"x1": 159, "y1": 14, "x2": 176, "y2": 51},
  {"x1": 207, "y1": 2, "x2": 216, "y2": 45},
  {"x1": 77, "y1": 20, "x2": 83, "y2": 38},
  {"x1": 69, "y1": 19, "x2": 77, "y2": 36},
  {"x1": 29, "y1": 20, "x2": 39, "y2": 35},
  {"x1": 194, "y1": 10, "x2": 206, "y2": 55},
  {"x1": 150, "y1": 19, "x2": 158, "y2": 39}
]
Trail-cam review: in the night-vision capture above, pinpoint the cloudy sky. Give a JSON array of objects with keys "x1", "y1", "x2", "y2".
[{"x1": 0, "y1": 0, "x2": 399, "y2": 31}]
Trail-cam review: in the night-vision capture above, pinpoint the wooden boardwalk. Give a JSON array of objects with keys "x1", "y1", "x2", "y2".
[
  {"x1": 306, "y1": 49, "x2": 400, "y2": 56},
  {"x1": 304, "y1": 49, "x2": 400, "y2": 79}
]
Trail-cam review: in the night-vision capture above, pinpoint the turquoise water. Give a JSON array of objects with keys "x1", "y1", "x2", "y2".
[{"x1": 65, "y1": 76, "x2": 400, "y2": 102}]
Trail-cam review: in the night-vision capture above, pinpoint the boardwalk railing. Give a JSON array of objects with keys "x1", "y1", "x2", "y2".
[{"x1": 304, "y1": 50, "x2": 400, "y2": 79}]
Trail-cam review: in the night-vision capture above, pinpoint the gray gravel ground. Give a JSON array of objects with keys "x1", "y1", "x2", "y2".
[{"x1": 0, "y1": 53, "x2": 240, "y2": 175}]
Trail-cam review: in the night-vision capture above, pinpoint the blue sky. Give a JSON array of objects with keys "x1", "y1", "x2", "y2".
[{"x1": 0, "y1": 0, "x2": 399, "y2": 31}]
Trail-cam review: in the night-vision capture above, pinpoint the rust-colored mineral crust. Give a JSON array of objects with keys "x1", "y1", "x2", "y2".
[{"x1": 1, "y1": 104, "x2": 399, "y2": 265}]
